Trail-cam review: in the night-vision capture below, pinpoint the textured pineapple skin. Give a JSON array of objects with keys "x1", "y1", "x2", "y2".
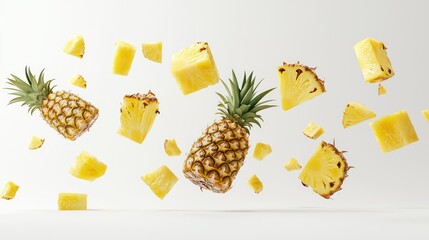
[
  {"x1": 70, "y1": 151, "x2": 107, "y2": 181},
  {"x1": 113, "y1": 41, "x2": 136, "y2": 76},
  {"x1": 284, "y1": 158, "x2": 302, "y2": 172},
  {"x1": 253, "y1": 142, "x2": 272, "y2": 160},
  {"x1": 70, "y1": 75, "x2": 87, "y2": 88},
  {"x1": 303, "y1": 122, "x2": 324, "y2": 139},
  {"x1": 370, "y1": 110, "x2": 418, "y2": 153},
  {"x1": 58, "y1": 193, "x2": 87, "y2": 210},
  {"x1": 248, "y1": 174, "x2": 263, "y2": 193},
  {"x1": 142, "y1": 165, "x2": 178, "y2": 200},
  {"x1": 63, "y1": 35, "x2": 85, "y2": 58},
  {"x1": 164, "y1": 139, "x2": 182, "y2": 156},
  {"x1": 1, "y1": 181, "x2": 19, "y2": 200},
  {"x1": 142, "y1": 42, "x2": 162, "y2": 63}
]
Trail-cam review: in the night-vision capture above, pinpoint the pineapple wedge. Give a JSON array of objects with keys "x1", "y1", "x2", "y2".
[
  {"x1": 378, "y1": 84, "x2": 387, "y2": 95},
  {"x1": 29, "y1": 136, "x2": 44, "y2": 150},
  {"x1": 277, "y1": 62, "x2": 325, "y2": 111},
  {"x1": 370, "y1": 110, "x2": 418, "y2": 153},
  {"x1": 284, "y1": 158, "x2": 302, "y2": 172},
  {"x1": 164, "y1": 139, "x2": 181, "y2": 156},
  {"x1": 342, "y1": 102, "x2": 376, "y2": 128},
  {"x1": 248, "y1": 174, "x2": 263, "y2": 194},
  {"x1": 142, "y1": 42, "x2": 162, "y2": 63},
  {"x1": 141, "y1": 165, "x2": 178, "y2": 200},
  {"x1": 299, "y1": 141, "x2": 349, "y2": 199},
  {"x1": 422, "y1": 110, "x2": 429, "y2": 122},
  {"x1": 253, "y1": 142, "x2": 272, "y2": 160},
  {"x1": 70, "y1": 74, "x2": 87, "y2": 88},
  {"x1": 1, "y1": 181, "x2": 19, "y2": 200},
  {"x1": 171, "y1": 42, "x2": 219, "y2": 95},
  {"x1": 113, "y1": 41, "x2": 136, "y2": 76},
  {"x1": 58, "y1": 193, "x2": 87, "y2": 210},
  {"x1": 303, "y1": 122, "x2": 324, "y2": 139},
  {"x1": 118, "y1": 91, "x2": 159, "y2": 144},
  {"x1": 354, "y1": 37, "x2": 394, "y2": 83},
  {"x1": 63, "y1": 34, "x2": 85, "y2": 58},
  {"x1": 70, "y1": 151, "x2": 107, "y2": 181}
]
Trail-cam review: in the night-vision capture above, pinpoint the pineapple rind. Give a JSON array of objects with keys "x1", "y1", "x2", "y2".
[
  {"x1": 342, "y1": 102, "x2": 376, "y2": 128},
  {"x1": 70, "y1": 151, "x2": 107, "y2": 181},
  {"x1": 113, "y1": 41, "x2": 136, "y2": 76},
  {"x1": 142, "y1": 42, "x2": 162, "y2": 63},
  {"x1": 253, "y1": 142, "x2": 272, "y2": 160},
  {"x1": 58, "y1": 193, "x2": 87, "y2": 210},
  {"x1": 1, "y1": 181, "x2": 19, "y2": 200},
  {"x1": 248, "y1": 174, "x2": 263, "y2": 194},
  {"x1": 142, "y1": 165, "x2": 178, "y2": 200},
  {"x1": 63, "y1": 35, "x2": 85, "y2": 58}
]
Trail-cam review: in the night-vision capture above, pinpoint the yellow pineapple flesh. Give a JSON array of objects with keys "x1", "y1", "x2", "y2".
[
  {"x1": 70, "y1": 74, "x2": 87, "y2": 88},
  {"x1": 29, "y1": 136, "x2": 45, "y2": 150},
  {"x1": 70, "y1": 151, "x2": 107, "y2": 181},
  {"x1": 113, "y1": 41, "x2": 136, "y2": 76},
  {"x1": 142, "y1": 42, "x2": 162, "y2": 63},
  {"x1": 370, "y1": 110, "x2": 418, "y2": 153},
  {"x1": 1, "y1": 181, "x2": 19, "y2": 200},
  {"x1": 253, "y1": 142, "x2": 272, "y2": 160},
  {"x1": 63, "y1": 35, "x2": 85, "y2": 58},
  {"x1": 303, "y1": 122, "x2": 324, "y2": 139},
  {"x1": 342, "y1": 102, "x2": 376, "y2": 128},
  {"x1": 248, "y1": 174, "x2": 263, "y2": 194},
  {"x1": 378, "y1": 84, "x2": 387, "y2": 95},
  {"x1": 284, "y1": 158, "x2": 302, "y2": 172},
  {"x1": 422, "y1": 110, "x2": 429, "y2": 122},
  {"x1": 171, "y1": 42, "x2": 219, "y2": 95},
  {"x1": 58, "y1": 193, "x2": 87, "y2": 210},
  {"x1": 164, "y1": 139, "x2": 181, "y2": 156},
  {"x1": 354, "y1": 37, "x2": 394, "y2": 83},
  {"x1": 142, "y1": 165, "x2": 178, "y2": 200}
]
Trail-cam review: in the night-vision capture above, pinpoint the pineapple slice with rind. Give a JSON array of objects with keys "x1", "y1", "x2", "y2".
[
  {"x1": 164, "y1": 139, "x2": 181, "y2": 156},
  {"x1": 70, "y1": 74, "x2": 87, "y2": 88},
  {"x1": 422, "y1": 110, "x2": 429, "y2": 122},
  {"x1": 284, "y1": 158, "x2": 302, "y2": 172},
  {"x1": 1, "y1": 181, "x2": 19, "y2": 200},
  {"x1": 370, "y1": 110, "x2": 418, "y2": 153},
  {"x1": 63, "y1": 34, "x2": 85, "y2": 58},
  {"x1": 70, "y1": 151, "x2": 107, "y2": 181},
  {"x1": 141, "y1": 165, "x2": 178, "y2": 200},
  {"x1": 299, "y1": 141, "x2": 349, "y2": 199},
  {"x1": 29, "y1": 136, "x2": 44, "y2": 150},
  {"x1": 303, "y1": 122, "x2": 324, "y2": 139},
  {"x1": 378, "y1": 84, "x2": 387, "y2": 95},
  {"x1": 142, "y1": 42, "x2": 162, "y2": 63},
  {"x1": 253, "y1": 142, "x2": 272, "y2": 160},
  {"x1": 171, "y1": 42, "x2": 219, "y2": 95},
  {"x1": 113, "y1": 41, "x2": 136, "y2": 76},
  {"x1": 118, "y1": 91, "x2": 159, "y2": 144},
  {"x1": 342, "y1": 102, "x2": 376, "y2": 128},
  {"x1": 58, "y1": 193, "x2": 87, "y2": 210},
  {"x1": 248, "y1": 174, "x2": 263, "y2": 194}
]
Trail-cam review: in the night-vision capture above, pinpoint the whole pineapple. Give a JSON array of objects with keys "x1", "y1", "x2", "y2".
[
  {"x1": 183, "y1": 71, "x2": 274, "y2": 193},
  {"x1": 6, "y1": 67, "x2": 99, "y2": 140}
]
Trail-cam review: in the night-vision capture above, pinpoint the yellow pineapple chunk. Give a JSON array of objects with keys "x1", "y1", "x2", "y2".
[
  {"x1": 299, "y1": 141, "x2": 349, "y2": 199},
  {"x1": 342, "y1": 102, "x2": 376, "y2": 128},
  {"x1": 70, "y1": 151, "x2": 107, "y2": 181},
  {"x1": 284, "y1": 158, "x2": 302, "y2": 172},
  {"x1": 253, "y1": 142, "x2": 272, "y2": 160},
  {"x1": 141, "y1": 165, "x2": 178, "y2": 200},
  {"x1": 303, "y1": 122, "x2": 324, "y2": 139},
  {"x1": 142, "y1": 42, "x2": 162, "y2": 63},
  {"x1": 164, "y1": 139, "x2": 181, "y2": 156},
  {"x1": 247, "y1": 174, "x2": 263, "y2": 194},
  {"x1": 118, "y1": 91, "x2": 159, "y2": 144},
  {"x1": 113, "y1": 41, "x2": 136, "y2": 76},
  {"x1": 1, "y1": 181, "x2": 19, "y2": 200},
  {"x1": 378, "y1": 84, "x2": 387, "y2": 95},
  {"x1": 58, "y1": 193, "x2": 87, "y2": 210},
  {"x1": 29, "y1": 136, "x2": 45, "y2": 150},
  {"x1": 422, "y1": 110, "x2": 429, "y2": 122},
  {"x1": 370, "y1": 110, "x2": 418, "y2": 153},
  {"x1": 63, "y1": 34, "x2": 85, "y2": 58},
  {"x1": 70, "y1": 74, "x2": 87, "y2": 88},
  {"x1": 354, "y1": 37, "x2": 394, "y2": 83},
  {"x1": 277, "y1": 62, "x2": 325, "y2": 111},
  {"x1": 171, "y1": 42, "x2": 219, "y2": 95}
]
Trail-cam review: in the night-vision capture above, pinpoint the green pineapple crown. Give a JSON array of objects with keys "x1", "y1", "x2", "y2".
[
  {"x1": 6, "y1": 67, "x2": 55, "y2": 114},
  {"x1": 216, "y1": 70, "x2": 275, "y2": 132}
]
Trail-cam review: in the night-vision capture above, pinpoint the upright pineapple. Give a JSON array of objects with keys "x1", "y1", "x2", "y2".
[
  {"x1": 6, "y1": 67, "x2": 99, "y2": 140},
  {"x1": 183, "y1": 71, "x2": 275, "y2": 193}
]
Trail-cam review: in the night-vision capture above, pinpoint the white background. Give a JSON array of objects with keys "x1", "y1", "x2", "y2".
[{"x1": 1, "y1": 0, "x2": 428, "y2": 238}]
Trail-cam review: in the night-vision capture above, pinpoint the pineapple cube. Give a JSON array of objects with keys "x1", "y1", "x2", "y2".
[
  {"x1": 422, "y1": 110, "x2": 429, "y2": 122},
  {"x1": 142, "y1": 42, "x2": 162, "y2": 63},
  {"x1": 303, "y1": 122, "x2": 324, "y2": 139},
  {"x1": 284, "y1": 158, "x2": 302, "y2": 172},
  {"x1": 354, "y1": 37, "x2": 394, "y2": 83},
  {"x1": 70, "y1": 74, "x2": 87, "y2": 88},
  {"x1": 342, "y1": 102, "x2": 376, "y2": 128},
  {"x1": 29, "y1": 136, "x2": 44, "y2": 150},
  {"x1": 164, "y1": 139, "x2": 181, "y2": 156},
  {"x1": 370, "y1": 110, "x2": 419, "y2": 153},
  {"x1": 1, "y1": 181, "x2": 19, "y2": 200},
  {"x1": 63, "y1": 34, "x2": 85, "y2": 58},
  {"x1": 113, "y1": 41, "x2": 136, "y2": 76},
  {"x1": 58, "y1": 193, "x2": 87, "y2": 210},
  {"x1": 378, "y1": 84, "x2": 387, "y2": 95},
  {"x1": 141, "y1": 165, "x2": 178, "y2": 200},
  {"x1": 248, "y1": 174, "x2": 263, "y2": 194},
  {"x1": 70, "y1": 151, "x2": 107, "y2": 181},
  {"x1": 171, "y1": 42, "x2": 219, "y2": 95},
  {"x1": 253, "y1": 142, "x2": 272, "y2": 160}
]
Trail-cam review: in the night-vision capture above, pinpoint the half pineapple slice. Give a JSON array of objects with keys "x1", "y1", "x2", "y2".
[
  {"x1": 299, "y1": 141, "x2": 349, "y2": 199},
  {"x1": 277, "y1": 62, "x2": 325, "y2": 111},
  {"x1": 118, "y1": 91, "x2": 159, "y2": 144},
  {"x1": 342, "y1": 102, "x2": 376, "y2": 128}
]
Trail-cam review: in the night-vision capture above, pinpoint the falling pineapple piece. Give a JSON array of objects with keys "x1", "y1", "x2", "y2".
[
  {"x1": 70, "y1": 151, "x2": 107, "y2": 181},
  {"x1": 378, "y1": 84, "x2": 387, "y2": 95},
  {"x1": 63, "y1": 35, "x2": 85, "y2": 58},
  {"x1": 113, "y1": 41, "x2": 136, "y2": 76},
  {"x1": 1, "y1": 181, "x2": 19, "y2": 200},
  {"x1": 141, "y1": 165, "x2": 178, "y2": 200},
  {"x1": 58, "y1": 193, "x2": 87, "y2": 210},
  {"x1": 354, "y1": 37, "x2": 394, "y2": 83},
  {"x1": 299, "y1": 141, "x2": 349, "y2": 199},
  {"x1": 118, "y1": 91, "x2": 159, "y2": 144},
  {"x1": 164, "y1": 139, "x2": 181, "y2": 156},
  {"x1": 248, "y1": 174, "x2": 263, "y2": 194},
  {"x1": 284, "y1": 158, "x2": 302, "y2": 172},
  {"x1": 171, "y1": 42, "x2": 219, "y2": 95},
  {"x1": 253, "y1": 142, "x2": 272, "y2": 160},
  {"x1": 422, "y1": 110, "x2": 429, "y2": 122},
  {"x1": 342, "y1": 102, "x2": 376, "y2": 128},
  {"x1": 142, "y1": 42, "x2": 162, "y2": 63},
  {"x1": 70, "y1": 75, "x2": 87, "y2": 88},
  {"x1": 303, "y1": 122, "x2": 324, "y2": 139},
  {"x1": 277, "y1": 62, "x2": 325, "y2": 111},
  {"x1": 370, "y1": 110, "x2": 418, "y2": 153},
  {"x1": 29, "y1": 136, "x2": 45, "y2": 150}
]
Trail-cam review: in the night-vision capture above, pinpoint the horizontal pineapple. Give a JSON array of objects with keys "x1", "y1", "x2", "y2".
[
  {"x1": 253, "y1": 142, "x2": 272, "y2": 161},
  {"x1": 113, "y1": 41, "x2": 136, "y2": 76},
  {"x1": 342, "y1": 102, "x2": 376, "y2": 128},
  {"x1": 370, "y1": 110, "x2": 418, "y2": 153},
  {"x1": 70, "y1": 75, "x2": 87, "y2": 88},
  {"x1": 118, "y1": 91, "x2": 159, "y2": 144},
  {"x1": 422, "y1": 110, "x2": 429, "y2": 122},
  {"x1": 277, "y1": 62, "x2": 325, "y2": 111},
  {"x1": 248, "y1": 174, "x2": 263, "y2": 194},
  {"x1": 29, "y1": 136, "x2": 45, "y2": 150},
  {"x1": 378, "y1": 84, "x2": 387, "y2": 95},
  {"x1": 164, "y1": 139, "x2": 181, "y2": 156},
  {"x1": 142, "y1": 165, "x2": 178, "y2": 200},
  {"x1": 1, "y1": 181, "x2": 19, "y2": 200},
  {"x1": 303, "y1": 122, "x2": 324, "y2": 139},
  {"x1": 63, "y1": 34, "x2": 85, "y2": 58},
  {"x1": 171, "y1": 42, "x2": 219, "y2": 95},
  {"x1": 284, "y1": 158, "x2": 302, "y2": 172},
  {"x1": 58, "y1": 193, "x2": 87, "y2": 210},
  {"x1": 354, "y1": 37, "x2": 394, "y2": 83},
  {"x1": 142, "y1": 42, "x2": 162, "y2": 63},
  {"x1": 70, "y1": 151, "x2": 107, "y2": 181}
]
